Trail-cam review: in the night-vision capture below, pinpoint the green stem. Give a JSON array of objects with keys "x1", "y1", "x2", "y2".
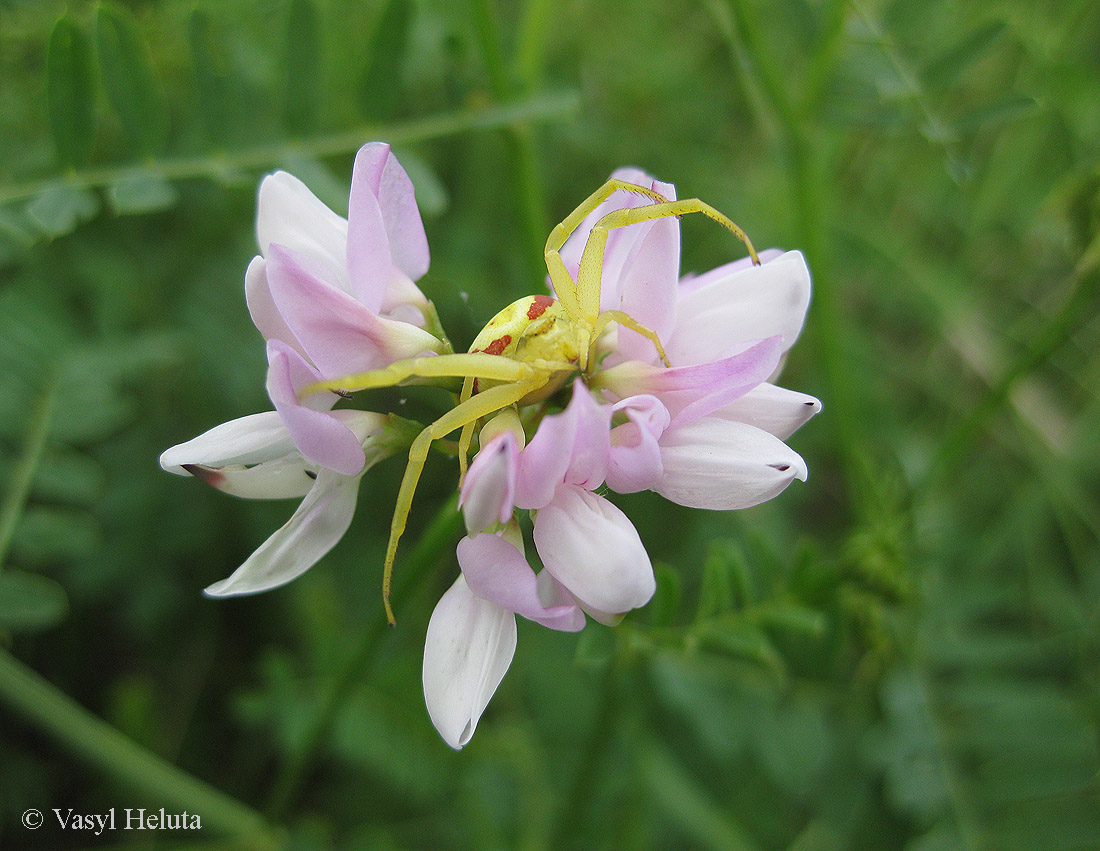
[
  {"x1": 0, "y1": 372, "x2": 59, "y2": 571},
  {"x1": 0, "y1": 93, "x2": 580, "y2": 205},
  {"x1": 917, "y1": 231, "x2": 1100, "y2": 496},
  {"x1": 548, "y1": 649, "x2": 621, "y2": 847},
  {"x1": 727, "y1": 0, "x2": 871, "y2": 517},
  {"x1": 0, "y1": 649, "x2": 279, "y2": 847},
  {"x1": 264, "y1": 493, "x2": 464, "y2": 818},
  {"x1": 469, "y1": 0, "x2": 551, "y2": 289}
]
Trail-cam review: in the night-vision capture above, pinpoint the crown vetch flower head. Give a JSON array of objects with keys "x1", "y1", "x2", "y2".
[{"x1": 162, "y1": 149, "x2": 821, "y2": 751}]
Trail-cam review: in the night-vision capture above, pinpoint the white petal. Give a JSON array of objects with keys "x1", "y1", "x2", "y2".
[
  {"x1": 713, "y1": 383, "x2": 822, "y2": 440},
  {"x1": 533, "y1": 485, "x2": 655, "y2": 616},
  {"x1": 160, "y1": 412, "x2": 299, "y2": 474},
  {"x1": 655, "y1": 418, "x2": 808, "y2": 510},
  {"x1": 203, "y1": 468, "x2": 360, "y2": 596},
  {"x1": 665, "y1": 250, "x2": 811, "y2": 366},
  {"x1": 423, "y1": 575, "x2": 517, "y2": 750},
  {"x1": 256, "y1": 172, "x2": 351, "y2": 293}
]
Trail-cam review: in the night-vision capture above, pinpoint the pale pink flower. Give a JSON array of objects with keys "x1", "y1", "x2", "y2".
[{"x1": 247, "y1": 143, "x2": 445, "y2": 474}]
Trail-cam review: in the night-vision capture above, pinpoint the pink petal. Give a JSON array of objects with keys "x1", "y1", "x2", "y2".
[
  {"x1": 712, "y1": 382, "x2": 822, "y2": 440},
  {"x1": 606, "y1": 395, "x2": 669, "y2": 493},
  {"x1": 533, "y1": 484, "x2": 655, "y2": 616},
  {"x1": 515, "y1": 379, "x2": 611, "y2": 510},
  {"x1": 459, "y1": 432, "x2": 518, "y2": 535},
  {"x1": 266, "y1": 340, "x2": 366, "y2": 476},
  {"x1": 655, "y1": 418, "x2": 808, "y2": 510},
  {"x1": 599, "y1": 336, "x2": 783, "y2": 426},
  {"x1": 678, "y1": 248, "x2": 785, "y2": 296},
  {"x1": 266, "y1": 244, "x2": 440, "y2": 377},
  {"x1": 666, "y1": 250, "x2": 811, "y2": 366},
  {"x1": 245, "y1": 255, "x2": 304, "y2": 354},
  {"x1": 347, "y1": 143, "x2": 430, "y2": 312},
  {"x1": 458, "y1": 534, "x2": 585, "y2": 632}
]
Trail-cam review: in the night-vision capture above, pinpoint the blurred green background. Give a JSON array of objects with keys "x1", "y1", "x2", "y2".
[{"x1": 2, "y1": 0, "x2": 1098, "y2": 849}]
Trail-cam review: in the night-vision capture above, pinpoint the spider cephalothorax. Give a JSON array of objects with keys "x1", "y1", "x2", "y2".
[{"x1": 305, "y1": 178, "x2": 759, "y2": 622}]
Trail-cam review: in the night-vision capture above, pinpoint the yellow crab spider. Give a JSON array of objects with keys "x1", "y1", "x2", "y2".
[{"x1": 304, "y1": 177, "x2": 760, "y2": 623}]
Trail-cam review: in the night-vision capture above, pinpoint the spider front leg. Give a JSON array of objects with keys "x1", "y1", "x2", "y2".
[
  {"x1": 381, "y1": 375, "x2": 546, "y2": 624},
  {"x1": 304, "y1": 352, "x2": 539, "y2": 396},
  {"x1": 575, "y1": 198, "x2": 760, "y2": 367},
  {"x1": 543, "y1": 178, "x2": 672, "y2": 366}
]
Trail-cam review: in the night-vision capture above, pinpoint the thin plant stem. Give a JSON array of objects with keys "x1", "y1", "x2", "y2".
[
  {"x1": 0, "y1": 649, "x2": 280, "y2": 847},
  {"x1": 0, "y1": 93, "x2": 579, "y2": 205},
  {"x1": 0, "y1": 371, "x2": 59, "y2": 571},
  {"x1": 264, "y1": 493, "x2": 464, "y2": 818}
]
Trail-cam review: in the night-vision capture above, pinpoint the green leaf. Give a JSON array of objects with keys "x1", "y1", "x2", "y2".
[
  {"x1": 12, "y1": 507, "x2": 101, "y2": 563},
  {"x1": 649, "y1": 563, "x2": 682, "y2": 627},
  {"x1": 24, "y1": 184, "x2": 99, "y2": 238},
  {"x1": 953, "y1": 94, "x2": 1040, "y2": 133},
  {"x1": 751, "y1": 602, "x2": 827, "y2": 638},
  {"x1": 0, "y1": 570, "x2": 68, "y2": 632},
  {"x1": 283, "y1": 0, "x2": 322, "y2": 135},
  {"x1": 695, "y1": 620, "x2": 787, "y2": 680},
  {"x1": 751, "y1": 699, "x2": 834, "y2": 797},
  {"x1": 188, "y1": 10, "x2": 235, "y2": 144},
  {"x1": 696, "y1": 541, "x2": 742, "y2": 620},
  {"x1": 30, "y1": 448, "x2": 105, "y2": 506},
  {"x1": 106, "y1": 170, "x2": 179, "y2": 214},
  {"x1": 47, "y1": 15, "x2": 97, "y2": 168},
  {"x1": 359, "y1": 0, "x2": 413, "y2": 120},
  {"x1": 638, "y1": 741, "x2": 760, "y2": 851},
  {"x1": 95, "y1": 2, "x2": 166, "y2": 156},
  {"x1": 922, "y1": 21, "x2": 1007, "y2": 87}
]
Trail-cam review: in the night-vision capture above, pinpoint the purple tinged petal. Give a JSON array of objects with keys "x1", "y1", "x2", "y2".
[
  {"x1": 615, "y1": 186, "x2": 680, "y2": 362},
  {"x1": 606, "y1": 395, "x2": 669, "y2": 493},
  {"x1": 533, "y1": 484, "x2": 655, "y2": 616},
  {"x1": 347, "y1": 143, "x2": 430, "y2": 312},
  {"x1": 266, "y1": 340, "x2": 367, "y2": 476},
  {"x1": 423, "y1": 575, "x2": 517, "y2": 750},
  {"x1": 458, "y1": 534, "x2": 585, "y2": 632},
  {"x1": 460, "y1": 432, "x2": 519, "y2": 535},
  {"x1": 515, "y1": 380, "x2": 611, "y2": 509},
  {"x1": 599, "y1": 336, "x2": 783, "y2": 426},
  {"x1": 265, "y1": 244, "x2": 441, "y2": 377},
  {"x1": 203, "y1": 468, "x2": 360, "y2": 596},
  {"x1": 666, "y1": 250, "x2": 811, "y2": 366},
  {"x1": 655, "y1": 418, "x2": 808, "y2": 510},
  {"x1": 256, "y1": 171, "x2": 350, "y2": 293},
  {"x1": 713, "y1": 382, "x2": 822, "y2": 440}
]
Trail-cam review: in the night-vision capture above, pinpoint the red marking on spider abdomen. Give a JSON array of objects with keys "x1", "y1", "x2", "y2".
[
  {"x1": 527, "y1": 295, "x2": 554, "y2": 320},
  {"x1": 478, "y1": 334, "x2": 512, "y2": 356}
]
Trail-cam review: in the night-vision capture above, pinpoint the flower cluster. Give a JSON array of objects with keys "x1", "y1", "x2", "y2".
[{"x1": 161, "y1": 147, "x2": 819, "y2": 749}]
